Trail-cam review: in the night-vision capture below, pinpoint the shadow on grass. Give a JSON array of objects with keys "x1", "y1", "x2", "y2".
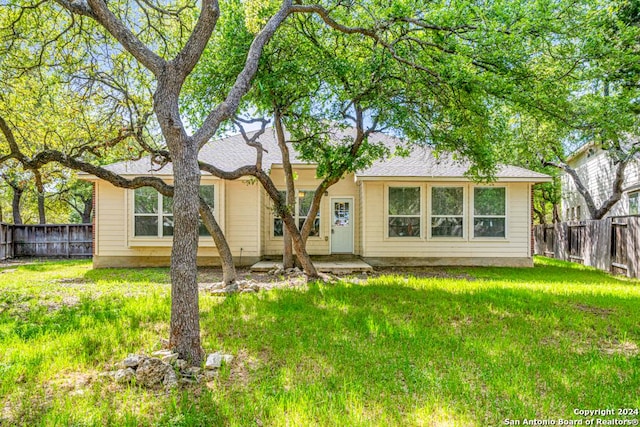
[
  {"x1": 198, "y1": 276, "x2": 640, "y2": 425},
  {"x1": 2, "y1": 257, "x2": 638, "y2": 425},
  {"x1": 457, "y1": 256, "x2": 640, "y2": 287},
  {"x1": 83, "y1": 267, "x2": 171, "y2": 284}
]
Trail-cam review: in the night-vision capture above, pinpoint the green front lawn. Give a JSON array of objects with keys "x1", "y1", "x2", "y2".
[{"x1": 0, "y1": 257, "x2": 638, "y2": 426}]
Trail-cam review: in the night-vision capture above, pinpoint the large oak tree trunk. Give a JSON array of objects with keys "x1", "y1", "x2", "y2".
[
  {"x1": 274, "y1": 112, "x2": 295, "y2": 269},
  {"x1": 168, "y1": 145, "x2": 205, "y2": 364}
]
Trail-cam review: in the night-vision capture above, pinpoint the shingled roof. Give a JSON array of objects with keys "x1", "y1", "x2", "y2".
[{"x1": 99, "y1": 127, "x2": 551, "y2": 182}]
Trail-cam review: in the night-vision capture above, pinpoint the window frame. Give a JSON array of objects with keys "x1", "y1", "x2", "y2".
[
  {"x1": 471, "y1": 185, "x2": 508, "y2": 240},
  {"x1": 629, "y1": 190, "x2": 639, "y2": 215},
  {"x1": 428, "y1": 184, "x2": 466, "y2": 240},
  {"x1": 385, "y1": 184, "x2": 423, "y2": 239},
  {"x1": 271, "y1": 188, "x2": 322, "y2": 239},
  {"x1": 129, "y1": 183, "x2": 219, "y2": 243}
]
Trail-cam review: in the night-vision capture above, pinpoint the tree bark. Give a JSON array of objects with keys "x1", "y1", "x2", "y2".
[
  {"x1": 274, "y1": 111, "x2": 295, "y2": 269},
  {"x1": 167, "y1": 143, "x2": 204, "y2": 364},
  {"x1": 81, "y1": 196, "x2": 93, "y2": 223},
  {"x1": 533, "y1": 207, "x2": 546, "y2": 224},
  {"x1": 254, "y1": 170, "x2": 320, "y2": 278},
  {"x1": 35, "y1": 171, "x2": 46, "y2": 224},
  {"x1": 199, "y1": 198, "x2": 237, "y2": 286},
  {"x1": 155, "y1": 69, "x2": 205, "y2": 364},
  {"x1": 11, "y1": 185, "x2": 23, "y2": 225},
  {"x1": 552, "y1": 203, "x2": 560, "y2": 223}
]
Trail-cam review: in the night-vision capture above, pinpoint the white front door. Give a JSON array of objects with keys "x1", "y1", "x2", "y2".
[{"x1": 331, "y1": 198, "x2": 354, "y2": 254}]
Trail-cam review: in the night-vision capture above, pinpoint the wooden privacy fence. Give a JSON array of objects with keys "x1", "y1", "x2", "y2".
[
  {"x1": 533, "y1": 216, "x2": 640, "y2": 278},
  {"x1": 0, "y1": 223, "x2": 92, "y2": 260}
]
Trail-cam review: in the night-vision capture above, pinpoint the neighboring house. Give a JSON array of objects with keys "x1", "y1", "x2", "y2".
[
  {"x1": 561, "y1": 144, "x2": 640, "y2": 221},
  {"x1": 80, "y1": 128, "x2": 551, "y2": 268}
]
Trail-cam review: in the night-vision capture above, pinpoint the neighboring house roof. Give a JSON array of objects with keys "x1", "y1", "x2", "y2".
[{"x1": 90, "y1": 127, "x2": 551, "y2": 182}]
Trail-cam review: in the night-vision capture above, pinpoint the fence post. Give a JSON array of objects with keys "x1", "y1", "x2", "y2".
[
  {"x1": 0, "y1": 223, "x2": 4, "y2": 261},
  {"x1": 628, "y1": 217, "x2": 640, "y2": 278},
  {"x1": 66, "y1": 225, "x2": 70, "y2": 258}
]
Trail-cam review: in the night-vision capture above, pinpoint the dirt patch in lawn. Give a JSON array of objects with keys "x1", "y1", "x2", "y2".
[
  {"x1": 199, "y1": 268, "x2": 308, "y2": 294},
  {"x1": 367, "y1": 267, "x2": 476, "y2": 281},
  {"x1": 574, "y1": 303, "x2": 614, "y2": 317},
  {"x1": 600, "y1": 340, "x2": 639, "y2": 357}
]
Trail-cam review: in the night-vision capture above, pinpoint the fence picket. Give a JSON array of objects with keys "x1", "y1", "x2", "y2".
[
  {"x1": 534, "y1": 216, "x2": 640, "y2": 279},
  {"x1": 0, "y1": 223, "x2": 92, "y2": 259}
]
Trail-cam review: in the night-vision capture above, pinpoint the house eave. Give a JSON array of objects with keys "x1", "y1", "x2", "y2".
[{"x1": 354, "y1": 175, "x2": 553, "y2": 183}]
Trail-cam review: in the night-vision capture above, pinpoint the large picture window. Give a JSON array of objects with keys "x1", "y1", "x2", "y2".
[
  {"x1": 273, "y1": 190, "x2": 320, "y2": 237},
  {"x1": 133, "y1": 185, "x2": 215, "y2": 237},
  {"x1": 473, "y1": 187, "x2": 506, "y2": 238},
  {"x1": 388, "y1": 187, "x2": 421, "y2": 237},
  {"x1": 431, "y1": 187, "x2": 464, "y2": 237}
]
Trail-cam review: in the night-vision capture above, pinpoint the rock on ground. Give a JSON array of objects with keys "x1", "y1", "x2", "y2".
[
  {"x1": 163, "y1": 369, "x2": 178, "y2": 389},
  {"x1": 205, "y1": 352, "x2": 233, "y2": 369},
  {"x1": 135, "y1": 358, "x2": 170, "y2": 387},
  {"x1": 205, "y1": 353, "x2": 223, "y2": 369},
  {"x1": 114, "y1": 368, "x2": 135, "y2": 384},
  {"x1": 121, "y1": 354, "x2": 144, "y2": 369}
]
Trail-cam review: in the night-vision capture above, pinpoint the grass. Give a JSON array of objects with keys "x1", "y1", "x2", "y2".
[{"x1": 0, "y1": 257, "x2": 639, "y2": 426}]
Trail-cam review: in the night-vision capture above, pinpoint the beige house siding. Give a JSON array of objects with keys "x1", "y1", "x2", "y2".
[
  {"x1": 360, "y1": 181, "x2": 532, "y2": 264},
  {"x1": 91, "y1": 168, "x2": 537, "y2": 268},
  {"x1": 93, "y1": 178, "x2": 261, "y2": 267},
  {"x1": 562, "y1": 147, "x2": 640, "y2": 220},
  {"x1": 262, "y1": 168, "x2": 361, "y2": 256}
]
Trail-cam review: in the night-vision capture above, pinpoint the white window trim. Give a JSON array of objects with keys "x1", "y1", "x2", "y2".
[
  {"x1": 270, "y1": 188, "x2": 323, "y2": 240},
  {"x1": 470, "y1": 185, "x2": 508, "y2": 240},
  {"x1": 384, "y1": 183, "x2": 423, "y2": 239},
  {"x1": 128, "y1": 181, "x2": 221, "y2": 247},
  {"x1": 427, "y1": 184, "x2": 467, "y2": 241},
  {"x1": 628, "y1": 190, "x2": 639, "y2": 215}
]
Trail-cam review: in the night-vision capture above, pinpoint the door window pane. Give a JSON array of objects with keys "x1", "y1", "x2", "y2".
[{"x1": 334, "y1": 202, "x2": 350, "y2": 227}]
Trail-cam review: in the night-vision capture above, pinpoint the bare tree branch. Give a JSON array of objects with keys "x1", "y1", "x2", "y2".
[
  {"x1": 55, "y1": 0, "x2": 166, "y2": 75},
  {"x1": 193, "y1": 0, "x2": 294, "y2": 147}
]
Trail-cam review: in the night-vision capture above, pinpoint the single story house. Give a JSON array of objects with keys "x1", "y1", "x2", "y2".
[
  {"x1": 561, "y1": 143, "x2": 640, "y2": 220},
  {"x1": 81, "y1": 128, "x2": 551, "y2": 268}
]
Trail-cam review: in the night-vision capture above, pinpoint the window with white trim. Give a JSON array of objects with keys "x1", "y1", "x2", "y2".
[
  {"x1": 273, "y1": 190, "x2": 286, "y2": 237},
  {"x1": 388, "y1": 186, "x2": 421, "y2": 237},
  {"x1": 431, "y1": 186, "x2": 464, "y2": 237},
  {"x1": 272, "y1": 190, "x2": 320, "y2": 237},
  {"x1": 630, "y1": 191, "x2": 639, "y2": 215},
  {"x1": 473, "y1": 187, "x2": 506, "y2": 238},
  {"x1": 133, "y1": 185, "x2": 215, "y2": 237},
  {"x1": 298, "y1": 190, "x2": 320, "y2": 237}
]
